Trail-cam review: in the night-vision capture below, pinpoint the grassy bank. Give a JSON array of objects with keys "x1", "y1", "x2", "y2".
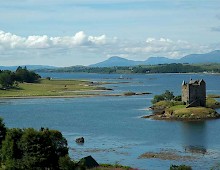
[
  {"x1": 166, "y1": 106, "x2": 218, "y2": 119},
  {"x1": 206, "y1": 96, "x2": 220, "y2": 108},
  {"x1": 0, "y1": 79, "x2": 105, "y2": 98},
  {"x1": 145, "y1": 97, "x2": 220, "y2": 121}
]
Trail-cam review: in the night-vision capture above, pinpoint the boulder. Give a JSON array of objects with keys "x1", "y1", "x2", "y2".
[
  {"x1": 78, "y1": 155, "x2": 99, "y2": 169},
  {"x1": 76, "y1": 137, "x2": 84, "y2": 144}
]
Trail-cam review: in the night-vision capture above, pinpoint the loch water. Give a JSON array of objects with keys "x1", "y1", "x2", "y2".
[{"x1": 1, "y1": 73, "x2": 220, "y2": 170}]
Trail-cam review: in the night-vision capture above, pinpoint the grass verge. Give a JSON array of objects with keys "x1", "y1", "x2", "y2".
[{"x1": 0, "y1": 79, "x2": 105, "y2": 98}]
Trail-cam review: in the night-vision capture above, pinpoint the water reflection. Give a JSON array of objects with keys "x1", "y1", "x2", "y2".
[{"x1": 181, "y1": 121, "x2": 207, "y2": 154}]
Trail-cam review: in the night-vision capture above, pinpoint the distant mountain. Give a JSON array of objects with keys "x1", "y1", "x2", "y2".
[
  {"x1": 89, "y1": 56, "x2": 177, "y2": 67},
  {"x1": 179, "y1": 50, "x2": 220, "y2": 63},
  {"x1": 0, "y1": 65, "x2": 57, "y2": 71},
  {"x1": 144, "y1": 57, "x2": 177, "y2": 65},
  {"x1": 90, "y1": 50, "x2": 220, "y2": 67},
  {"x1": 90, "y1": 56, "x2": 142, "y2": 67}
]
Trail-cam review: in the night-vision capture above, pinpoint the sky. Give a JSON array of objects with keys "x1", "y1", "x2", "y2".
[{"x1": 0, "y1": 0, "x2": 220, "y2": 66}]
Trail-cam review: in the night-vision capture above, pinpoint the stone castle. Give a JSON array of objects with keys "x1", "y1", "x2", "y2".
[{"x1": 182, "y1": 79, "x2": 206, "y2": 107}]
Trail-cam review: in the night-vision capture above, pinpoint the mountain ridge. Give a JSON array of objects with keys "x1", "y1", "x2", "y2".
[{"x1": 90, "y1": 50, "x2": 220, "y2": 67}]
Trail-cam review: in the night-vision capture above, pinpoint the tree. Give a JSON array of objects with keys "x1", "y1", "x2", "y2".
[
  {"x1": 58, "y1": 155, "x2": 76, "y2": 170},
  {"x1": 15, "y1": 66, "x2": 41, "y2": 83},
  {"x1": 0, "y1": 67, "x2": 41, "y2": 90},
  {"x1": 0, "y1": 118, "x2": 6, "y2": 150},
  {"x1": 1, "y1": 127, "x2": 69, "y2": 169},
  {"x1": 151, "y1": 94, "x2": 165, "y2": 104},
  {"x1": 151, "y1": 90, "x2": 175, "y2": 104},
  {"x1": 1, "y1": 128, "x2": 24, "y2": 169},
  {"x1": 163, "y1": 90, "x2": 175, "y2": 101},
  {"x1": 0, "y1": 71, "x2": 15, "y2": 89}
]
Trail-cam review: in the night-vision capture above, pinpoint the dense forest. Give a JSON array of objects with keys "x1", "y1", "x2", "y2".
[
  {"x1": 0, "y1": 66, "x2": 41, "y2": 89},
  {"x1": 37, "y1": 63, "x2": 220, "y2": 74}
]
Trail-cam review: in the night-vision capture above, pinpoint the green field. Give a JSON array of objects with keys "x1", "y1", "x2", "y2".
[
  {"x1": 0, "y1": 79, "x2": 103, "y2": 98},
  {"x1": 167, "y1": 106, "x2": 217, "y2": 119}
]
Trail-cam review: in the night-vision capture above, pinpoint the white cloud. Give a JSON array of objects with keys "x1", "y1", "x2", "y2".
[
  {"x1": 123, "y1": 37, "x2": 213, "y2": 59},
  {"x1": 0, "y1": 31, "x2": 25, "y2": 49},
  {"x1": 88, "y1": 35, "x2": 106, "y2": 45},
  {"x1": 0, "y1": 30, "x2": 217, "y2": 66},
  {"x1": 25, "y1": 35, "x2": 50, "y2": 48},
  {"x1": 72, "y1": 31, "x2": 87, "y2": 45},
  {"x1": 0, "y1": 30, "x2": 113, "y2": 50}
]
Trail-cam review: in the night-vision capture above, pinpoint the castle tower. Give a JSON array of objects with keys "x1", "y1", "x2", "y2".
[{"x1": 182, "y1": 79, "x2": 206, "y2": 107}]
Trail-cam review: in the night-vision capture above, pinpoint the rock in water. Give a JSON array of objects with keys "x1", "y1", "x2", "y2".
[{"x1": 76, "y1": 137, "x2": 85, "y2": 143}]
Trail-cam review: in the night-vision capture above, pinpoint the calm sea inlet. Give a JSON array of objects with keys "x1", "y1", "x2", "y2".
[{"x1": 1, "y1": 73, "x2": 220, "y2": 170}]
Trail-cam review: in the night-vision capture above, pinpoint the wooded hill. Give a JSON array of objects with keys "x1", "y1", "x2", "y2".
[{"x1": 37, "y1": 63, "x2": 220, "y2": 74}]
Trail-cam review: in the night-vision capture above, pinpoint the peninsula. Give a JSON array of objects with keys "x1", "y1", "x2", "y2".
[{"x1": 0, "y1": 67, "x2": 111, "y2": 98}]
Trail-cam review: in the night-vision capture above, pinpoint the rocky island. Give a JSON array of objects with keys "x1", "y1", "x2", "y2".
[{"x1": 143, "y1": 79, "x2": 220, "y2": 121}]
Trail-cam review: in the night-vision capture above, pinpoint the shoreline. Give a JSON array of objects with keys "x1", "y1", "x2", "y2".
[
  {"x1": 0, "y1": 92, "x2": 150, "y2": 100},
  {"x1": 142, "y1": 105, "x2": 220, "y2": 121},
  {"x1": 142, "y1": 113, "x2": 220, "y2": 121},
  {"x1": 0, "y1": 95, "x2": 96, "y2": 100}
]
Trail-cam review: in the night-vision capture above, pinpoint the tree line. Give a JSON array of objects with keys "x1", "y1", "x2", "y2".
[
  {"x1": 37, "y1": 63, "x2": 220, "y2": 74},
  {"x1": 0, "y1": 118, "x2": 78, "y2": 169},
  {"x1": 0, "y1": 66, "x2": 41, "y2": 89}
]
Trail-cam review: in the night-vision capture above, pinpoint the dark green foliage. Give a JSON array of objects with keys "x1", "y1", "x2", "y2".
[
  {"x1": 0, "y1": 67, "x2": 41, "y2": 90},
  {"x1": 1, "y1": 128, "x2": 23, "y2": 169},
  {"x1": 0, "y1": 70, "x2": 15, "y2": 89},
  {"x1": 1, "y1": 127, "x2": 70, "y2": 169},
  {"x1": 39, "y1": 63, "x2": 220, "y2": 74},
  {"x1": 170, "y1": 164, "x2": 192, "y2": 170},
  {"x1": 0, "y1": 118, "x2": 6, "y2": 149},
  {"x1": 163, "y1": 90, "x2": 175, "y2": 101},
  {"x1": 151, "y1": 90, "x2": 175, "y2": 104},
  {"x1": 174, "y1": 95, "x2": 182, "y2": 101},
  {"x1": 14, "y1": 66, "x2": 41, "y2": 83},
  {"x1": 58, "y1": 155, "x2": 77, "y2": 170},
  {"x1": 148, "y1": 63, "x2": 202, "y2": 73},
  {"x1": 151, "y1": 94, "x2": 165, "y2": 104}
]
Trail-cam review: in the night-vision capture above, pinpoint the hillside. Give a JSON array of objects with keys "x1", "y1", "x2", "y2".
[
  {"x1": 90, "y1": 56, "x2": 142, "y2": 67},
  {"x1": 180, "y1": 50, "x2": 220, "y2": 63},
  {"x1": 89, "y1": 50, "x2": 220, "y2": 67}
]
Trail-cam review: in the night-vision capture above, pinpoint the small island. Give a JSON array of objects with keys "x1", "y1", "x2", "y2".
[{"x1": 143, "y1": 79, "x2": 220, "y2": 121}]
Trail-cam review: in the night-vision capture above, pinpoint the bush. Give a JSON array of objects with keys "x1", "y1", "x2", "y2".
[
  {"x1": 151, "y1": 90, "x2": 175, "y2": 104},
  {"x1": 59, "y1": 155, "x2": 77, "y2": 170},
  {"x1": 174, "y1": 95, "x2": 182, "y2": 101}
]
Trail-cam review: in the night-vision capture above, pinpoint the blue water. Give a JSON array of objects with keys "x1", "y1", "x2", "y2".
[{"x1": 1, "y1": 73, "x2": 220, "y2": 170}]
